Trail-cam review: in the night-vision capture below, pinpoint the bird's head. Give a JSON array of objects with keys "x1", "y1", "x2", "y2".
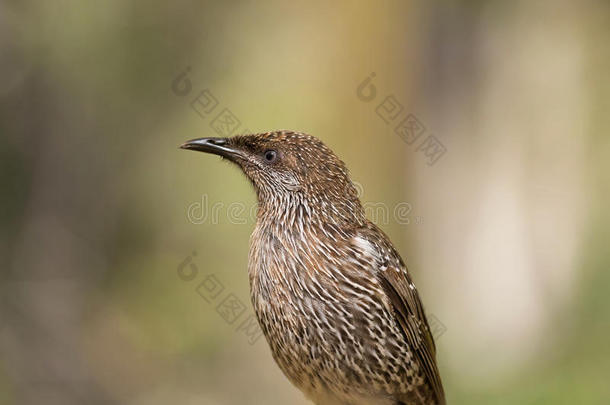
[{"x1": 181, "y1": 130, "x2": 365, "y2": 225}]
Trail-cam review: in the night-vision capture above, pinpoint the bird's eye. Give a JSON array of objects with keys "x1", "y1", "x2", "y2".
[{"x1": 264, "y1": 149, "x2": 278, "y2": 163}]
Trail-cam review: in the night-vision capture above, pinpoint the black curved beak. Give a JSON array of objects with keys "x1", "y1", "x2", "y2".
[{"x1": 180, "y1": 137, "x2": 241, "y2": 160}]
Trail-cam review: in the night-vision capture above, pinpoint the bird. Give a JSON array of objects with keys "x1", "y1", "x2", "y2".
[{"x1": 180, "y1": 130, "x2": 445, "y2": 405}]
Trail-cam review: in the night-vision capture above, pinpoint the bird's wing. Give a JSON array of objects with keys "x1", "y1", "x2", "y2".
[{"x1": 355, "y1": 223, "x2": 446, "y2": 405}]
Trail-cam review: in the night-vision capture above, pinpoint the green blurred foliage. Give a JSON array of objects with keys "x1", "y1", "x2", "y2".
[{"x1": 1, "y1": 1, "x2": 609, "y2": 404}]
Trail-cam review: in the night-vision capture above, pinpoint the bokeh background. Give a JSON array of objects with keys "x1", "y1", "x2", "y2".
[{"x1": 1, "y1": 1, "x2": 609, "y2": 404}]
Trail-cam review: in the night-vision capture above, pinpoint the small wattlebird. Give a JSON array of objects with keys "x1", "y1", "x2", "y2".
[{"x1": 180, "y1": 131, "x2": 445, "y2": 405}]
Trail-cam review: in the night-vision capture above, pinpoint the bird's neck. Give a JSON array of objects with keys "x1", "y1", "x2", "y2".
[{"x1": 256, "y1": 191, "x2": 366, "y2": 232}]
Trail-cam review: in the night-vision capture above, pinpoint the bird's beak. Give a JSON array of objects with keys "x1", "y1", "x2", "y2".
[{"x1": 180, "y1": 137, "x2": 242, "y2": 160}]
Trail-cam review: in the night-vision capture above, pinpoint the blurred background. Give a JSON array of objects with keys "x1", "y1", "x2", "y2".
[{"x1": 1, "y1": 1, "x2": 609, "y2": 404}]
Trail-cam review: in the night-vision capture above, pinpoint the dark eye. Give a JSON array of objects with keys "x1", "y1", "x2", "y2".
[{"x1": 264, "y1": 149, "x2": 278, "y2": 162}]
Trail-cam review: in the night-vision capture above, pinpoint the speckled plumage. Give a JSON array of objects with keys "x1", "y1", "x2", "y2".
[{"x1": 181, "y1": 131, "x2": 445, "y2": 405}]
